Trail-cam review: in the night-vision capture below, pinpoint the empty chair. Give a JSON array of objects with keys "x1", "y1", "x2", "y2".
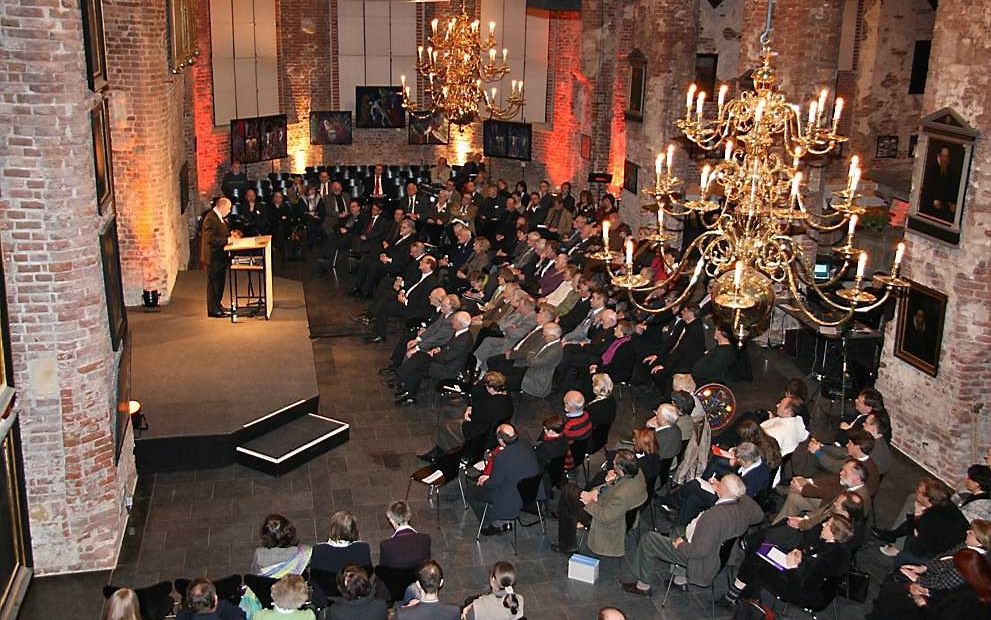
[{"x1": 406, "y1": 447, "x2": 467, "y2": 520}]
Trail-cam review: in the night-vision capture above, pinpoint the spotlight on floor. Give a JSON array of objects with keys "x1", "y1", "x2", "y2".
[{"x1": 142, "y1": 289, "x2": 160, "y2": 311}]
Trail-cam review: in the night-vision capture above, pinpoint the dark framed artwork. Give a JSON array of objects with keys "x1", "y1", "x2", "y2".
[
  {"x1": 695, "y1": 53, "x2": 719, "y2": 96},
  {"x1": 100, "y1": 218, "x2": 128, "y2": 352},
  {"x1": 505, "y1": 122, "x2": 532, "y2": 161},
  {"x1": 580, "y1": 134, "x2": 592, "y2": 161},
  {"x1": 623, "y1": 160, "x2": 639, "y2": 195},
  {"x1": 230, "y1": 118, "x2": 259, "y2": 164},
  {"x1": 355, "y1": 86, "x2": 406, "y2": 129},
  {"x1": 179, "y1": 161, "x2": 190, "y2": 215},
  {"x1": 483, "y1": 120, "x2": 507, "y2": 158},
  {"x1": 257, "y1": 114, "x2": 288, "y2": 161},
  {"x1": 80, "y1": 0, "x2": 108, "y2": 91},
  {"x1": 626, "y1": 49, "x2": 647, "y2": 121},
  {"x1": 894, "y1": 279, "x2": 947, "y2": 377},
  {"x1": 165, "y1": 0, "x2": 198, "y2": 73},
  {"x1": 907, "y1": 108, "x2": 978, "y2": 245},
  {"x1": 113, "y1": 338, "x2": 132, "y2": 464},
  {"x1": 310, "y1": 111, "x2": 353, "y2": 145},
  {"x1": 875, "y1": 135, "x2": 899, "y2": 159},
  {"x1": 409, "y1": 111, "x2": 449, "y2": 145},
  {"x1": 90, "y1": 99, "x2": 114, "y2": 215}
]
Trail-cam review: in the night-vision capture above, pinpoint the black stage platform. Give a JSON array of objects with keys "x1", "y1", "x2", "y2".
[{"x1": 130, "y1": 271, "x2": 345, "y2": 473}]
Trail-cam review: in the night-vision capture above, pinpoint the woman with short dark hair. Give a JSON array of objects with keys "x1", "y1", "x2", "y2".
[{"x1": 251, "y1": 514, "x2": 311, "y2": 574}]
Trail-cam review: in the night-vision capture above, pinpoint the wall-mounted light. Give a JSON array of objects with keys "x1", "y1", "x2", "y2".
[{"x1": 128, "y1": 400, "x2": 148, "y2": 437}]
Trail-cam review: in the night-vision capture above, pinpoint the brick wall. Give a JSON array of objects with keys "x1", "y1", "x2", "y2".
[
  {"x1": 0, "y1": 0, "x2": 136, "y2": 574},
  {"x1": 875, "y1": 0, "x2": 991, "y2": 481},
  {"x1": 103, "y1": 0, "x2": 192, "y2": 303},
  {"x1": 850, "y1": 0, "x2": 935, "y2": 170}
]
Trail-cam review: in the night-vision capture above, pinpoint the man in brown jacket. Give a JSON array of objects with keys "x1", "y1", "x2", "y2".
[{"x1": 200, "y1": 197, "x2": 240, "y2": 317}]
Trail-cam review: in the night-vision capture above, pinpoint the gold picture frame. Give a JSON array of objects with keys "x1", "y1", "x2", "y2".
[{"x1": 166, "y1": 0, "x2": 198, "y2": 74}]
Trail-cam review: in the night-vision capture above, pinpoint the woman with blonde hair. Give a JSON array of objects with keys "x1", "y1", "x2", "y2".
[
  {"x1": 102, "y1": 588, "x2": 140, "y2": 620},
  {"x1": 585, "y1": 373, "x2": 616, "y2": 429},
  {"x1": 253, "y1": 575, "x2": 314, "y2": 620}
]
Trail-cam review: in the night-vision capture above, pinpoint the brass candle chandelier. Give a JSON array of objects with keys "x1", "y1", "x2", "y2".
[
  {"x1": 602, "y1": 0, "x2": 908, "y2": 341},
  {"x1": 400, "y1": 1, "x2": 524, "y2": 130}
]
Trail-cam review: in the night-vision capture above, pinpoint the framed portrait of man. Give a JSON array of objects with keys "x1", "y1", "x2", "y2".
[
  {"x1": 894, "y1": 279, "x2": 947, "y2": 377},
  {"x1": 907, "y1": 108, "x2": 979, "y2": 245}
]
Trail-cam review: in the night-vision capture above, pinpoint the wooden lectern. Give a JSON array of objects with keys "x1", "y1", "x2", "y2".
[{"x1": 225, "y1": 235, "x2": 273, "y2": 321}]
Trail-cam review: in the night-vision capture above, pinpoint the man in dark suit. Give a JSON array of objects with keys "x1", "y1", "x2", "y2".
[
  {"x1": 200, "y1": 197, "x2": 241, "y2": 317},
  {"x1": 466, "y1": 423, "x2": 540, "y2": 535},
  {"x1": 357, "y1": 202, "x2": 387, "y2": 256},
  {"x1": 382, "y1": 288, "x2": 451, "y2": 373},
  {"x1": 321, "y1": 180, "x2": 351, "y2": 231},
  {"x1": 646, "y1": 304, "x2": 706, "y2": 399},
  {"x1": 365, "y1": 164, "x2": 388, "y2": 203},
  {"x1": 220, "y1": 160, "x2": 248, "y2": 201},
  {"x1": 379, "y1": 500, "x2": 431, "y2": 569},
  {"x1": 692, "y1": 323, "x2": 737, "y2": 386},
  {"x1": 394, "y1": 311, "x2": 473, "y2": 405},
  {"x1": 401, "y1": 182, "x2": 429, "y2": 227},
  {"x1": 420, "y1": 371, "x2": 514, "y2": 460},
  {"x1": 476, "y1": 184, "x2": 506, "y2": 238},
  {"x1": 352, "y1": 218, "x2": 417, "y2": 297},
  {"x1": 366, "y1": 255, "x2": 439, "y2": 343},
  {"x1": 395, "y1": 561, "x2": 460, "y2": 620}
]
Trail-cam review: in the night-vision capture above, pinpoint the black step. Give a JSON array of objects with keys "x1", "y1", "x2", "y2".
[{"x1": 235, "y1": 413, "x2": 350, "y2": 476}]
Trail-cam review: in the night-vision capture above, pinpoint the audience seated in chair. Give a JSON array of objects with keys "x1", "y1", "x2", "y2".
[
  {"x1": 395, "y1": 560, "x2": 460, "y2": 619},
  {"x1": 394, "y1": 311, "x2": 473, "y2": 405},
  {"x1": 179, "y1": 578, "x2": 245, "y2": 620},
  {"x1": 309, "y1": 510, "x2": 372, "y2": 576},
  {"x1": 419, "y1": 371, "x2": 513, "y2": 461},
  {"x1": 466, "y1": 423, "x2": 540, "y2": 537},
  {"x1": 461, "y1": 561, "x2": 525, "y2": 620},
  {"x1": 646, "y1": 402, "x2": 683, "y2": 461},
  {"x1": 250, "y1": 514, "x2": 311, "y2": 575},
  {"x1": 379, "y1": 500, "x2": 431, "y2": 570},
  {"x1": 252, "y1": 575, "x2": 314, "y2": 620},
  {"x1": 327, "y1": 565, "x2": 387, "y2": 620}
]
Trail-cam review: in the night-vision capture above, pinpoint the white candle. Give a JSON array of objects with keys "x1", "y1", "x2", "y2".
[
  {"x1": 625, "y1": 238, "x2": 634, "y2": 266},
  {"x1": 847, "y1": 214, "x2": 858, "y2": 237},
  {"x1": 417, "y1": 46, "x2": 423, "y2": 62},
  {"x1": 791, "y1": 171, "x2": 803, "y2": 200},
  {"x1": 431, "y1": 18, "x2": 438, "y2": 34},
  {"x1": 602, "y1": 220, "x2": 610, "y2": 248},
  {"x1": 849, "y1": 167, "x2": 861, "y2": 195},
  {"x1": 808, "y1": 101, "x2": 817, "y2": 125},
  {"x1": 696, "y1": 91, "x2": 706, "y2": 121},
  {"x1": 666, "y1": 145, "x2": 675, "y2": 176},
  {"x1": 817, "y1": 89, "x2": 828, "y2": 124},
  {"x1": 894, "y1": 242, "x2": 905, "y2": 266},
  {"x1": 518, "y1": 80, "x2": 523, "y2": 94},
  {"x1": 489, "y1": 21, "x2": 495, "y2": 36},
  {"x1": 755, "y1": 99, "x2": 766, "y2": 124},
  {"x1": 489, "y1": 48, "x2": 496, "y2": 63},
  {"x1": 848, "y1": 155, "x2": 860, "y2": 178},
  {"x1": 657, "y1": 208, "x2": 664, "y2": 231},
  {"x1": 502, "y1": 48, "x2": 508, "y2": 64},
  {"x1": 686, "y1": 84, "x2": 697, "y2": 116},
  {"x1": 655, "y1": 154, "x2": 663, "y2": 187},
  {"x1": 856, "y1": 252, "x2": 867, "y2": 279},
  {"x1": 734, "y1": 261, "x2": 744, "y2": 288},
  {"x1": 832, "y1": 97, "x2": 844, "y2": 128},
  {"x1": 491, "y1": 87, "x2": 497, "y2": 101},
  {"x1": 718, "y1": 84, "x2": 728, "y2": 111},
  {"x1": 792, "y1": 147, "x2": 802, "y2": 169},
  {"x1": 400, "y1": 74, "x2": 407, "y2": 88},
  {"x1": 701, "y1": 164, "x2": 712, "y2": 194},
  {"x1": 724, "y1": 140, "x2": 733, "y2": 161}
]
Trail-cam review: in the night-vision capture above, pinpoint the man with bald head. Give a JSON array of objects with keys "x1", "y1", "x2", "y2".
[
  {"x1": 394, "y1": 311, "x2": 474, "y2": 405},
  {"x1": 466, "y1": 422, "x2": 540, "y2": 536},
  {"x1": 200, "y1": 197, "x2": 242, "y2": 317},
  {"x1": 557, "y1": 308, "x2": 618, "y2": 393}
]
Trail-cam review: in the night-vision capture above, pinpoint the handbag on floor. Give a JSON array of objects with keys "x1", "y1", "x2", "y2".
[{"x1": 838, "y1": 567, "x2": 871, "y2": 603}]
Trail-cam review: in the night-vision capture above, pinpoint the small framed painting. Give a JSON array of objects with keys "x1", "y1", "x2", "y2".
[
  {"x1": 91, "y1": 99, "x2": 114, "y2": 215},
  {"x1": 894, "y1": 279, "x2": 947, "y2": 377},
  {"x1": 623, "y1": 160, "x2": 639, "y2": 195}
]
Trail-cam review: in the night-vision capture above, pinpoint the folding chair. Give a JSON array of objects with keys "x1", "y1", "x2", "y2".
[
  {"x1": 474, "y1": 472, "x2": 546, "y2": 554},
  {"x1": 405, "y1": 447, "x2": 467, "y2": 519},
  {"x1": 661, "y1": 536, "x2": 739, "y2": 619}
]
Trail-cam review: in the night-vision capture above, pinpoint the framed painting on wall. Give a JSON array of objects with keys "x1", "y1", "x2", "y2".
[
  {"x1": 165, "y1": 0, "x2": 198, "y2": 73},
  {"x1": 355, "y1": 86, "x2": 406, "y2": 129},
  {"x1": 483, "y1": 120, "x2": 507, "y2": 158},
  {"x1": 90, "y1": 99, "x2": 114, "y2": 215},
  {"x1": 875, "y1": 135, "x2": 899, "y2": 159},
  {"x1": 100, "y1": 218, "x2": 128, "y2": 352},
  {"x1": 80, "y1": 0, "x2": 108, "y2": 91},
  {"x1": 907, "y1": 108, "x2": 979, "y2": 245},
  {"x1": 409, "y1": 111, "x2": 449, "y2": 145},
  {"x1": 623, "y1": 160, "x2": 639, "y2": 195},
  {"x1": 626, "y1": 49, "x2": 647, "y2": 121},
  {"x1": 310, "y1": 111, "x2": 353, "y2": 145},
  {"x1": 894, "y1": 279, "x2": 947, "y2": 377},
  {"x1": 257, "y1": 114, "x2": 288, "y2": 161},
  {"x1": 230, "y1": 118, "x2": 260, "y2": 164}
]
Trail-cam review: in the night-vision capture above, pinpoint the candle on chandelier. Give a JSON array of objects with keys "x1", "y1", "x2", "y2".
[
  {"x1": 489, "y1": 48, "x2": 496, "y2": 63},
  {"x1": 602, "y1": 220, "x2": 610, "y2": 249},
  {"x1": 655, "y1": 154, "x2": 663, "y2": 188},
  {"x1": 856, "y1": 252, "x2": 868, "y2": 279},
  {"x1": 791, "y1": 171, "x2": 803, "y2": 201},
  {"x1": 894, "y1": 242, "x2": 905, "y2": 266},
  {"x1": 755, "y1": 99, "x2": 766, "y2": 124},
  {"x1": 808, "y1": 101, "x2": 818, "y2": 126},
  {"x1": 657, "y1": 207, "x2": 664, "y2": 232},
  {"x1": 847, "y1": 214, "x2": 859, "y2": 238},
  {"x1": 491, "y1": 87, "x2": 497, "y2": 101},
  {"x1": 733, "y1": 260, "x2": 744, "y2": 289},
  {"x1": 832, "y1": 97, "x2": 844, "y2": 130},
  {"x1": 792, "y1": 147, "x2": 803, "y2": 169},
  {"x1": 718, "y1": 84, "x2": 728, "y2": 112},
  {"x1": 417, "y1": 46, "x2": 424, "y2": 62},
  {"x1": 400, "y1": 74, "x2": 407, "y2": 89},
  {"x1": 431, "y1": 18, "x2": 438, "y2": 34},
  {"x1": 686, "y1": 84, "x2": 697, "y2": 118},
  {"x1": 849, "y1": 166, "x2": 861, "y2": 196},
  {"x1": 724, "y1": 140, "x2": 734, "y2": 161},
  {"x1": 666, "y1": 145, "x2": 675, "y2": 177},
  {"x1": 471, "y1": 20, "x2": 479, "y2": 32},
  {"x1": 696, "y1": 91, "x2": 706, "y2": 121},
  {"x1": 700, "y1": 164, "x2": 712, "y2": 195},
  {"x1": 625, "y1": 238, "x2": 634, "y2": 267},
  {"x1": 489, "y1": 21, "x2": 496, "y2": 36},
  {"x1": 518, "y1": 80, "x2": 524, "y2": 94},
  {"x1": 817, "y1": 89, "x2": 829, "y2": 125},
  {"x1": 502, "y1": 48, "x2": 508, "y2": 64}
]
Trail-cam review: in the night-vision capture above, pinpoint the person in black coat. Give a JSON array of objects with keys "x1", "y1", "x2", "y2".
[
  {"x1": 367, "y1": 256, "x2": 439, "y2": 341},
  {"x1": 466, "y1": 424, "x2": 541, "y2": 535},
  {"x1": 356, "y1": 202, "x2": 387, "y2": 256},
  {"x1": 309, "y1": 511, "x2": 373, "y2": 575},
  {"x1": 420, "y1": 371, "x2": 514, "y2": 460},
  {"x1": 327, "y1": 565, "x2": 387, "y2": 620},
  {"x1": 379, "y1": 501, "x2": 431, "y2": 569},
  {"x1": 394, "y1": 312, "x2": 473, "y2": 405},
  {"x1": 352, "y1": 219, "x2": 417, "y2": 297},
  {"x1": 876, "y1": 477, "x2": 970, "y2": 566},
  {"x1": 585, "y1": 377, "x2": 617, "y2": 430},
  {"x1": 719, "y1": 514, "x2": 855, "y2": 610},
  {"x1": 200, "y1": 198, "x2": 239, "y2": 318},
  {"x1": 692, "y1": 324, "x2": 738, "y2": 386},
  {"x1": 646, "y1": 304, "x2": 706, "y2": 399},
  {"x1": 534, "y1": 415, "x2": 569, "y2": 469}
]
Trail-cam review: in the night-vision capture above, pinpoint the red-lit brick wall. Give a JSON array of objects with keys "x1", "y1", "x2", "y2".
[
  {"x1": 0, "y1": 0, "x2": 136, "y2": 574},
  {"x1": 104, "y1": 0, "x2": 193, "y2": 304}
]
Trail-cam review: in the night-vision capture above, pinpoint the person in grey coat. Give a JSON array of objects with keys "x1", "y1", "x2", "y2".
[
  {"x1": 622, "y1": 474, "x2": 763, "y2": 593},
  {"x1": 475, "y1": 292, "x2": 538, "y2": 372},
  {"x1": 646, "y1": 402, "x2": 683, "y2": 460},
  {"x1": 520, "y1": 323, "x2": 564, "y2": 398}
]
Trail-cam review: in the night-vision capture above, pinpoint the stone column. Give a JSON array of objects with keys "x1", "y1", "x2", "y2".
[
  {"x1": 875, "y1": 0, "x2": 991, "y2": 480},
  {"x1": 0, "y1": 0, "x2": 135, "y2": 573}
]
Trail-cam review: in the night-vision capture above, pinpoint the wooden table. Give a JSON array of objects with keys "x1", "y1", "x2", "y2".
[{"x1": 225, "y1": 235, "x2": 273, "y2": 321}]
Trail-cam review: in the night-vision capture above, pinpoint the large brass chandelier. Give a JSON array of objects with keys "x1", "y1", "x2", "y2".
[
  {"x1": 602, "y1": 0, "x2": 908, "y2": 341},
  {"x1": 400, "y1": 1, "x2": 524, "y2": 130}
]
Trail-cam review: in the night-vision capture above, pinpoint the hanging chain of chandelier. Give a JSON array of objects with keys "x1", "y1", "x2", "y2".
[
  {"x1": 400, "y1": 2, "x2": 524, "y2": 130},
  {"x1": 596, "y1": 0, "x2": 909, "y2": 342}
]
